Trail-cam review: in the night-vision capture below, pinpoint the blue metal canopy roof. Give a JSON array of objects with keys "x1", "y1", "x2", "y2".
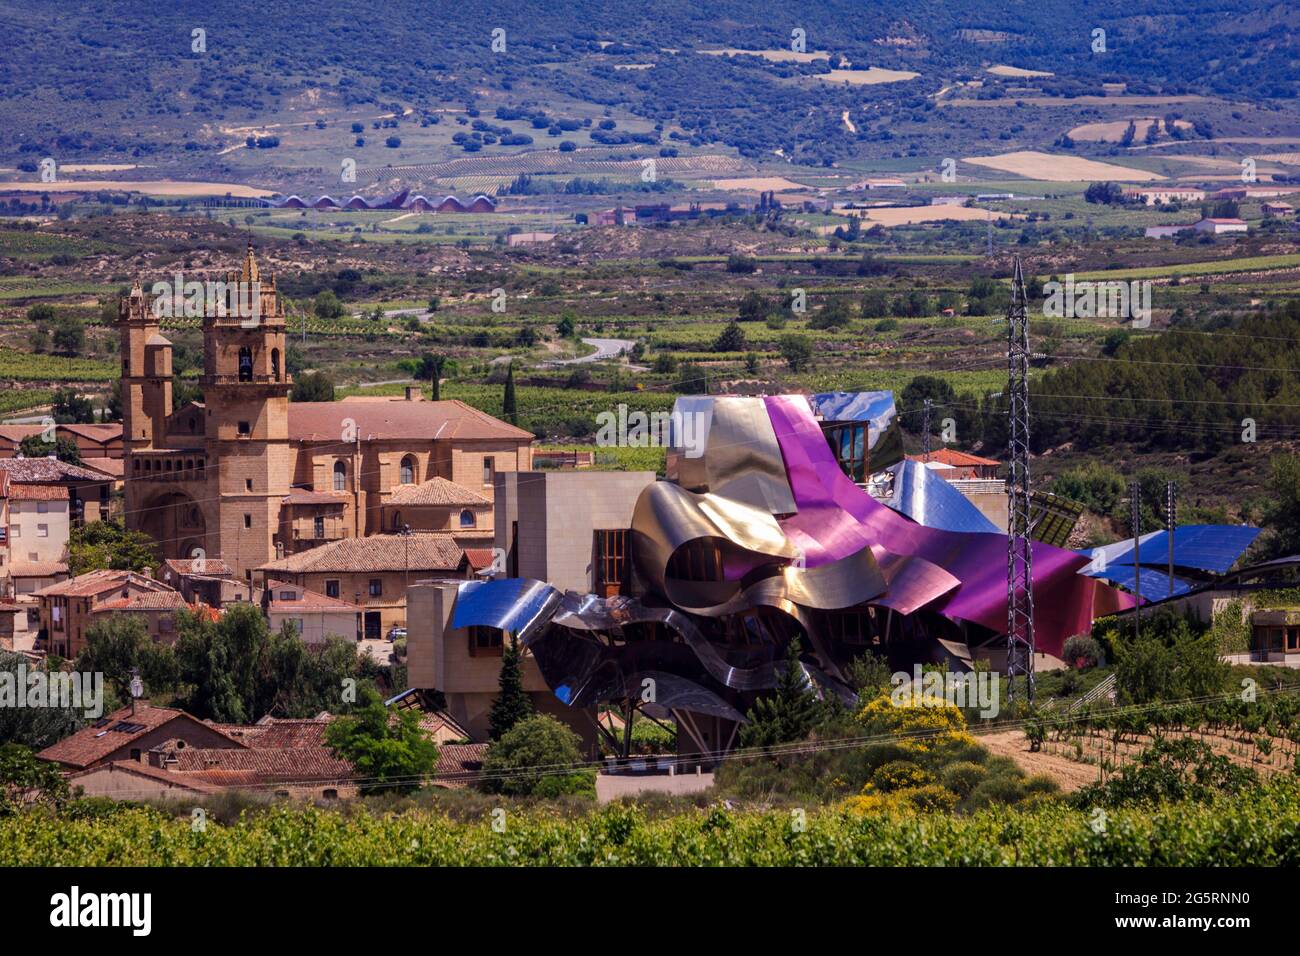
[
  {"x1": 450, "y1": 578, "x2": 562, "y2": 640},
  {"x1": 1089, "y1": 525, "x2": 1261, "y2": 575},
  {"x1": 882, "y1": 459, "x2": 1000, "y2": 535}
]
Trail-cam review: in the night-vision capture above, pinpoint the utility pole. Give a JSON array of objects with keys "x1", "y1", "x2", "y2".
[
  {"x1": 921, "y1": 397, "x2": 932, "y2": 461},
  {"x1": 1131, "y1": 480, "x2": 1142, "y2": 640},
  {"x1": 1166, "y1": 480, "x2": 1177, "y2": 599},
  {"x1": 1005, "y1": 256, "x2": 1034, "y2": 704}
]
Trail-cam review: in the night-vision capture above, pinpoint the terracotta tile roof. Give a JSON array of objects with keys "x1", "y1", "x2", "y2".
[
  {"x1": 282, "y1": 488, "x2": 348, "y2": 506},
  {"x1": 56, "y1": 423, "x2": 123, "y2": 443},
  {"x1": 0, "y1": 458, "x2": 110, "y2": 482},
  {"x1": 0, "y1": 425, "x2": 43, "y2": 443},
  {"x1": 462, "y1": 548, "x2": 497, "y2": 571},
  {"x1": 37, "y1": 704, "x2": 243, "y2": 770},
  {"x1": 9, "y1": 482, "x2": 69, "y2": 501},
  {"x1": 266, "y1": 581, "x2": 365, "y2": 612},
  {"x1": 168, "y1": 746, "x2": 353, "y2": 783},
  {"x1": 288, "y1": 399, "x2": 533, "y2": 442},
  {"x1": 433, "y1": 743, "x2": 488, "y2": 787},
  {"x1": 8, "y1": 481, "x2": 68, "y2": 504},
  {"x1": 906, "y1": 448, "x2": 1001, "y2": 468},
  {"x1": 10, "y1": 561, "x2": 67, "y2": 578},
  {"x1": 34, "y1": 569, "x2": 171, "y2": 599},
  {"x1": 418, "y1": 710, "x2": 472, "y2": 741},
  {"x1": 387, "y1": 476, "x2": 490, "y2": 507},
  {"x1": 68, "y1": 760, "x2": 225, "y2": 795},
  {"x1": 163, "y1": 557, "x2": 234, "y2": 577},
  {"x1": 92, "y1": 591, "x2": 193, "y2": 612},
  {"x1": 256, "y1": 533, "x2": 464, "y2": 574},
  {"x1": 80, "y1": 457, "x2": 125, "y2": 479},
  {"x1": 201, "y1": 716, "x2": 333, "y2": 750}
]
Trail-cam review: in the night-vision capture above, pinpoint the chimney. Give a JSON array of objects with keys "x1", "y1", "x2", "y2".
[{"x1": 404, "y1": 386, "x2": 422, "y2": 402}]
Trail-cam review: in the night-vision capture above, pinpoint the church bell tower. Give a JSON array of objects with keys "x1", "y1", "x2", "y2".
[{"x1": 201, "y1": 244, "x2": 293, "y2": 580}]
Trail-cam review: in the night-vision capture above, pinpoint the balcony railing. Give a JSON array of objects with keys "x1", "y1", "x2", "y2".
[{"x1": 292, "y1": 528, "x2": 345, "y2": 541}]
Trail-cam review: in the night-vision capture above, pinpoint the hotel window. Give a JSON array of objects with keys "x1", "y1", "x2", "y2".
[
  {"x1": 459, "y1": 509, "x2": 475, "y2": 528},
  {"x1": 369, "y1": 578, "x2": 382, "y2": 597},
  {"x1": 245, "y1": 479, "x2": 253, "y2": 492},
  {"x1": 244, "y1": 514, "x2": 252, "y2": 529},
  {"x1": 8, "y1": 525, "x2": 17, "y2": 539},
  {"x1": 36, "y1": 502, "x2": 48, "y2": 514},
  {"x1": 594, "y1": 529, "x2": 630, "y2": 595},
  {"x1": 482, "y1": 457, "x2": 494, "y2": 487},
  {"x1": 325, "y1": 580, "x2": 341, "y2": 599},
  {"x1": 468, "y1": 625, "x2": 503, "y2": 658},
  {"x1": 238, "y1": 421, "x2": 250, "y2": 436},
  {"x1": 825, "y1": 422, "x2": 868, "y2": 483},
  {"x1": 333, "y1": 461, "x2": 347, "y2": 491},
  {"x1": 666, "y1": 538, "x2": 723, "y2": 582},
  {"x1": 314, "y1": 515, "x2": 325, "y2": 539},
  {"x1": 36, "y1": 524, "x2": 48, "y2": 538},
  {"x1": 400, "y1": 456, "x2": 416, "y2": 484}
]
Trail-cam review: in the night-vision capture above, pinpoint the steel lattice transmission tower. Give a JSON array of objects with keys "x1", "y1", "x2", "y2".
[{"x1": 1005, "y1": 257, "x2": 1035, "y2": 703}]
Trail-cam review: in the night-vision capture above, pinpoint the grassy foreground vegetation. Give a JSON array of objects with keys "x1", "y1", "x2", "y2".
[{"x1": 3, "y1": 784, "x2": 1299, "y2": 866}]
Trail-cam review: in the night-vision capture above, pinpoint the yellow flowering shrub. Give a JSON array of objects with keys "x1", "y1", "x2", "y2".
[{"x1": 856, "y1": 692, "x2": 973, "y2": 752}]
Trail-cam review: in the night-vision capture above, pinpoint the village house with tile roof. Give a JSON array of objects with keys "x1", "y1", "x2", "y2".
[{"x1": 254, "y1": 533, "x2": 470, "y2": 639}]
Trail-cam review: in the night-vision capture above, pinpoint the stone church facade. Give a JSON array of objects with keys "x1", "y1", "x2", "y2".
[{"x1": 120, "y1": 246, "x2": 533, "y2": 580}]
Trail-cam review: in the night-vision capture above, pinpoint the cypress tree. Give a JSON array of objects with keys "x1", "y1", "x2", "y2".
[
  {"x1": 739, "y1": 638, "x2": 820, "y2": 748},
  {"x1": 502, "y1": 362, "x2": 518, "y2": 425},
  {"x1": 488, "y1": 633, "x2": 532, "y2": 740}
]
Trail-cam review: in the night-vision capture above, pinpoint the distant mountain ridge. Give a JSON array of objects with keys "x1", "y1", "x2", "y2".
[{"x1": 0, "y1": 0, "x2": 1294, "y2": 167}]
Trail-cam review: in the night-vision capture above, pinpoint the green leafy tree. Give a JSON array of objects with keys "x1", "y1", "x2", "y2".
[
  {"x1": 416, "y1": 353, "x2": 447, "y2": 400},
  {"x1": 479, "y1": 714, "x2": 593, "y2": 796},
  {"x1": 0, "y1": 743, "x2": 71, "y2": 816},
  {"x1": 52, "y1": 388, "x2": 96, "y2": 424},
  {"x1": 808, "y1": 299, "x2": 853, "y2": 330},
  {"x1": 0, "y1": 651, "x2": 85, "y2": 749},
  {"x1": 51, "y1": 315, "x2": 85, "y2": 355},
  {"x1": 175, "y1": 607, "x2": 360, "y2": 722},
  {"x1": 68, "y1": 521, "x2": 159, "y2": 575},
  {"x1": 76, "y1": 614, "x2": 178, "y2": 703},
  {"x1": 290, "y1": 370, "x2": 335, "y2": 402},
  {"x1": 26, "y1": 304, "x2": 57, "y2": 324},
  {"x1": 713, "y1": 320, "x2": 747, "y2": 352},
  {"x1": 779, "y1": 334, "x2": 813, "y2": 372},
  {"x1": 1262, "y1": 453, "x2": 1300, "y2": 559},
  {"x1": 1051, "y1": 462, "x2": 1125, "y2": 517},
  {"x1": 556, "y1": 314, "x2": 576, "y2": 337},
  {"x1": 737, "y1": 291, "x2": 771, "y2": 322},
  {"x1": 488, "y1": 633, "x2": 533, "y2": 740},
  {"x1": 313, "y1": 290, "x2": 345, "y2": 320},
  {"x1": 324, "y1": 685, "x2": 438, "y2": 792},
  {"x1": 18, "y1": 434, "x2": 81, "y2": 464},
  {"x1": 675, "y1": 362, "x2": 708, "y2": 394}
]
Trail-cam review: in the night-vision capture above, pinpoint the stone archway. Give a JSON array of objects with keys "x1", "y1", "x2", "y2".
[{"x1": 138, "y1": 490, "x2": 208, "y2": 563}]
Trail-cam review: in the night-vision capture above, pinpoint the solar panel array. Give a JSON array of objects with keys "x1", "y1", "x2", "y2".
[{"x1": 1028, "y1": 491, "x2": 1085, "y2": 548}]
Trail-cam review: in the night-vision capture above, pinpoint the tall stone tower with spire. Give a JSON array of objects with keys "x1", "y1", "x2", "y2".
[
  {"x1": 200, "y1": 243, "x2": 293, "y2": 579},
  {"x1": 118, "y1": 280, "x2": 173, "y2": 454}
]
